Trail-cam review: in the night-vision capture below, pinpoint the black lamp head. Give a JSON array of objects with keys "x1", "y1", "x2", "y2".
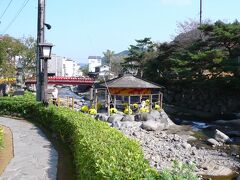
[{"x1": 44, "y1": 23, "x2": 51, "y2": 30}]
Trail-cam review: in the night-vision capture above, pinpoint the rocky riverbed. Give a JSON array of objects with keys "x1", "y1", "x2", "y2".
[{"x1": 95, "y1": 110, "x2": 240, "y2": 177}]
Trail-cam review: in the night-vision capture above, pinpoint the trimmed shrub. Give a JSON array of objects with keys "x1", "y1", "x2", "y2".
[{"x1": 0, "y1": 95, "x2": 155, "y2": 179}]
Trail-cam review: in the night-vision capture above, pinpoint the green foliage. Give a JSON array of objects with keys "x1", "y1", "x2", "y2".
[
  {"x1": 123, "y1": 38, "x2": 157, "y2": 77},
  {"x1": 0, "y1": 127, "x2": 3, "y2": 148},
  {"x1": 134, "y1": 20, "x2": 240, "y2": 88},
  {"x1": 0, "y1": 35, "x2": 36, "y2": 79},
  {"x1": 0, "y1": 95, "x2": 156, "y2": 179},
  {"x1": 97, "y1": 102, "x2": 102, "y2": 110},
  {"x1": 103, "y1": 49, "x2": 115, "y2": 65},
  {"x1": 157, "y1": 161, "x2": 198, "y2": 180}
]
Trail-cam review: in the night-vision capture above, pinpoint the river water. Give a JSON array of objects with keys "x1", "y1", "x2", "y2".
[{"x1": 175, "y1": 119, "x2": 240, "y2": 179}]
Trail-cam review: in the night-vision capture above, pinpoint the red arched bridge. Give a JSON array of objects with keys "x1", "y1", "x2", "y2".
[{"x1": 25, "y1": 76, "x2": 94, "y2": 86}]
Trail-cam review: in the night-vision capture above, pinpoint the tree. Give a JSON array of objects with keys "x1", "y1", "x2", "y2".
[
  {"x1": 103, "y1": 49, "x2": 115, "y2": 67},
  {"x1": 20, "y1": 37, "x2": 36, "y2": 79},
  {"x1": 0, "y1": 35, "x2": 36, "y2": 80},
  {"x1": 200, "y1": 20, "x2": 240, "y2": 58},
  {"x1": 123, "y1": 38, "x2": 157, "y2": 77},
  {"x1": 80, "y1": 65, "x2": 89, "y2": 76}
]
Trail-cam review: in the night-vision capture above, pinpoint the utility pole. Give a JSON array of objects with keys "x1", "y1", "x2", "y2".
[
  {"x1": 36, "y1": 0, "x2": 45, "y2": 101},
  {"x1": 200, "y1": 0, "x2": 202, "y2": 26}
]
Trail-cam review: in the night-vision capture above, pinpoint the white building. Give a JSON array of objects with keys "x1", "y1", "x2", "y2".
[
  {"x1": 48, "y1": 54, "x2": 66, "y2": 76},
  {"x1": 74, "y1": 63, "x2": 83, "y2": 77},
  {"x1": 88, "y1": 56, "x2": 101, "y2": 72},
  {"x1": 98, "y1": 65, "x2": 110, "y2": 76},
  {"x1": 48, "y1": 54, "x2": 82, "y2": 77},
  {"x1": 63, "y1": 59, "x2": 74, "y2": 76}
]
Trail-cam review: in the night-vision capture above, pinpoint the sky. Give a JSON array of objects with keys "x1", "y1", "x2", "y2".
[{"x1": 0, "y1": 0, "x2": 240, "y2": 63}]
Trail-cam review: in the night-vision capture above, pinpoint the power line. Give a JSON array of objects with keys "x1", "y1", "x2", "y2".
[
  {"x1": 0, "y1": 0, "x2": 14, "y2": 20},
  {"x1": 2, "y1": 0, "x2": 31, "y2": 34}
]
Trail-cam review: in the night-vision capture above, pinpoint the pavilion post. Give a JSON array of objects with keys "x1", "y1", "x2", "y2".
[
  {"x1": 160, "y1": 92, "x2": 163, "y2": 109},
  {"x1": 113, "y1": 95, "x2": 116, "y2": 108},
  {"x1": 107, "y1": 93, "x2": 110, "y2": 116},
  {"x1": 90, "y1": 87, "x2": 93, "y2": 101},
  {"x1": 149, "y1": 94, "x2": 153, "y2": 112},
  {"x1": 158, "y1": 92, "x2": 161, "y2": 107},
  {"x1": 140, "y1": 94, "x2": 142, "y2": 102},
  {"x1": 94, "y1": 89, "x2": 98, "y2": 111},
  {"x1": 105, "y1": 89, "x2": 107, "y2": 107},
  {"x1": 128, "y1": 96, "x2": 131, "y2": 115}
]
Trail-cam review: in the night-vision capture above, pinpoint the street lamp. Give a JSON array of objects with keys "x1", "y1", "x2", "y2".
[
  {"x1": 39, "y1": 43, "x2": 53, "y2": 59},
  {"x1": 39, "y1": 42, "x2": 53, "y2": 103}
]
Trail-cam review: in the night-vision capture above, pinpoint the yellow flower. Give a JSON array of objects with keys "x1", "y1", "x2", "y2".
[
  {"x1": 145, "y1": 99, "x2": 150, "y2": 105},
  {"x1": 81, "y1": 105, "x2": 89, "y2": 113},
  {"x1": 140, "y1": 107, "x2": 149, "y2": 113},
  {"x1": 110, "y1": 108, "x2": 118, "y2": 114},
  {"x1": 154, "y1": 104, "x2": 161, "y2": 110},
  {"x1": 133, "y1": 103, "x2": 138, "y2": 110},
  {"x1": 124, "y1": 108, "x2": 132, "y2": 115},
  {"x1": 89, "y1": 108, "x2": 97, "y2": 115}
]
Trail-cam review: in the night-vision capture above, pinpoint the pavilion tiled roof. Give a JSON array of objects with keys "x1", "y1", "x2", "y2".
[{"x1": 99, "y1": 74, "x2": 161, "y2": 89}]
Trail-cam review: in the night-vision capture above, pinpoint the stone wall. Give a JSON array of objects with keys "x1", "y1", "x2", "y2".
[{"x1": 163, "y1": 85, "x2": 240, "y2": 115}]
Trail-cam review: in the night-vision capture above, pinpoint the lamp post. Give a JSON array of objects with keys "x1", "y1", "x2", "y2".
[{"x1": 39, "y1": 42, "x2": 53, "y2": 103}]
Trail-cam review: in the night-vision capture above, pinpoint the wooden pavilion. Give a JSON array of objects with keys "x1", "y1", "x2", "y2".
[{"x1": 93, "y1": 74, "x2": 163, "y2": 115}]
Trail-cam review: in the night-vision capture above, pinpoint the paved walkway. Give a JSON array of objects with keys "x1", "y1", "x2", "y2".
[{"x1": 0, "y1": 117, "x2": 58, "y2": 180}]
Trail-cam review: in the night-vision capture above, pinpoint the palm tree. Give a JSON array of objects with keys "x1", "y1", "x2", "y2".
[{"x1": 103, "y1": 49, "x2": 115, "y2": 70}]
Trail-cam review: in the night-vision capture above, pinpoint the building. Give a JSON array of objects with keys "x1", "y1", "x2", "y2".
[
  {"x1": 48, "y1": 54, "x2": 82, "y2": 77},
  {"x1": 88, "y1": 56, "x2": 102, "y2": 72},
  {"x1": 97, "y1": 65, "x2": 110, "y2": 76},
  {"x1": 48, "y1": 54, "x2": 66, "y2": 76},
  {"x1": 63, "y1": 59, "x2": 74, "y2": 76}
]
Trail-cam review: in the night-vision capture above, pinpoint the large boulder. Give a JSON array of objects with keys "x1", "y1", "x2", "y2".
[
  {"x1": 121, "y1": 121, "x2": 141, "y2": 129},
  {"x1": 111, "y1": 120, "x2": 122, "y2": 128},
  {"x1": 181, "y1": 142, "x2": 191, "y2": 149},
  {"x1": 140, "y1": 113, "x2": 154, "y2": 121},
  {"x1": 95, "y1": 113, "x2": 109, "y2": 122},
  {"x1": 134, "y1": 114, "x2": 141, "y2": 121},
  {"x1": 121, "y1": 115, "x2": 135, "y2": 122},
  {"x1": 199, "y1": 162, "x2": 233, "y2": 176},
  {"x1": 108, "y1": 114, "x2": 123, "y2": 123},
  {"x1": 141, "y1": 120, "x2": 165, "y2": 131},
  {"x1": 158, "y1": 118, "x2": 174, "y2": 127},
  {"x1": 214, "y1": 129, "x2": 231, "y2": 143},
  {"x1": 149, "y1": 110, "x2": 161, "y2": 119},
  {"x1": 207, "y1": 138, "x2": 220, "y2": 146}
]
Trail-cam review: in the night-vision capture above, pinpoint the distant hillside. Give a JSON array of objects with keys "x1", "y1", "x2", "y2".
[
  {"x1": 78, "y1": 63, "x2": 88, "y2": 67},
  {"x1": 115, "y1": 50, "x2": 129, "y2": 57}
]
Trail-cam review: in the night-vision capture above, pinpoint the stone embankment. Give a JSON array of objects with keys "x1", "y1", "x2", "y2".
[
  {"x1": 95, "y1": 110, "x2": 240, "y2": 177},
  {"x1": 163, "y1": 85, "x2": 240, "y2": 116}
]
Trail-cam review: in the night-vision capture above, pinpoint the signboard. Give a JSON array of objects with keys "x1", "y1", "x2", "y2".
[{"x1": 109, "y1": 88, "x2": 151, "y2": 95}]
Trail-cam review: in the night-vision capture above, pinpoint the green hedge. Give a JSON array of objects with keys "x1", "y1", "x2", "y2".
[{"x1": 0, "y1": 94, "x2": 156, "y2": 179}]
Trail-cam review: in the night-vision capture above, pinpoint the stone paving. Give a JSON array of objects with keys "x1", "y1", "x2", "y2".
[{"x1": 0, "y1": 117, "x2": 58, "y2": 180}]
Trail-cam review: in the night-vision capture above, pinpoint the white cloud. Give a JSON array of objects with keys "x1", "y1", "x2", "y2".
[{"x1": 160, "y1": 0, "x2": 193, "y2": 6}]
